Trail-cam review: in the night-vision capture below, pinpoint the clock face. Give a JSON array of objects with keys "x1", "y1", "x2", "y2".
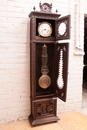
[{"x1": 38, "y1": 22, "x2": 52, "y2": 37}]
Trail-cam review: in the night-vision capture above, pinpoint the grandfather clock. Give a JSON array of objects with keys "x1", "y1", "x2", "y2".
[{"x1": 28, "y1": 2, "x2": 70, "y2": 126}]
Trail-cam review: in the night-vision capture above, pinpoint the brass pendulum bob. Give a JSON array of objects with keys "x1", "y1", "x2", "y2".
[{"x1": 38, "y1": 44, "x2": 51, "y2": 89}]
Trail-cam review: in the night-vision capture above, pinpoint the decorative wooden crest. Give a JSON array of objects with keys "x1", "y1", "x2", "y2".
[{"x1": 39, "y1": 2, "x2": 52, "y2": 12}]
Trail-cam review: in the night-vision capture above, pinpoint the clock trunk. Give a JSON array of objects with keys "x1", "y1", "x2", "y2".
[{"x1": 28, "y1": 2, "x2": 70, "y2": 126}]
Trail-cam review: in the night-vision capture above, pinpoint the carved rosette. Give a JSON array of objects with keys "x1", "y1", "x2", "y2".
[{"x1": 37, "y1": 101, "x2": 53, "y2": 116}]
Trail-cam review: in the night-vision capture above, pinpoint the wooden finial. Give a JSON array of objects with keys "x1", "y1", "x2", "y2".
[
  {"x1": 33, "y1": 6, "x2": 36, "y2": 11},
  {"x1": 56, "y1": 9, "x2": 58, "y2": 13}
]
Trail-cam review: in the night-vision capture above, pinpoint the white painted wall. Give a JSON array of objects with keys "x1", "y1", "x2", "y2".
[{"x1": 0, "y1": 0, "x2": 84, "y2": 123}]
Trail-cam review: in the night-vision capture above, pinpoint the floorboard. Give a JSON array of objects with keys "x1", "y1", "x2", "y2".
[{"x1": 0, "y1": 112, "x2": 87, "y2": 130}]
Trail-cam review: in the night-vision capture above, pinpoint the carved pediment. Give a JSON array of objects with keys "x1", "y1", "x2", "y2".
[{"x1": 39, "y1": 2, "x2": 52, "y2": 12}]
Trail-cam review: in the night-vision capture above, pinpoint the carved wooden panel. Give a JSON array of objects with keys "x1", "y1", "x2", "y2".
[
  {"x1": 34, "y1": 98, "x2": 57, "y2": 118},
  {"x1": 56, "y1": 15, "x2": 70, "y2": 40},
  {"x1": 36, "y1": 101, "x2": 54, "y2": 117},
  {"x1": 30, "y1": 43, "x2": 36, "y2": 100}
]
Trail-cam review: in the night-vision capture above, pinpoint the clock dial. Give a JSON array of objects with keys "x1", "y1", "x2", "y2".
[{"x1": 38, "y1": 22, "x2": 52, "y2": 37}]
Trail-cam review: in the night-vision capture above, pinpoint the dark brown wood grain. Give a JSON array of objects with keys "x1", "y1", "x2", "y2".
[{"x1": 28, "y1": 2, "x2": 70, "y2": 126}]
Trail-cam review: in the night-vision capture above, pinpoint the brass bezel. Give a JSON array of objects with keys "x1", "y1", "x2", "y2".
[{"x1": 38, "y1": 21, "x2": 52, "y2": 37}]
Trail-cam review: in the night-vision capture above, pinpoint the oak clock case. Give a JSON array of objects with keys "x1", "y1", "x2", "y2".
[{"x1": 28, "y1": 2, "x2": 70, "y2": 126}]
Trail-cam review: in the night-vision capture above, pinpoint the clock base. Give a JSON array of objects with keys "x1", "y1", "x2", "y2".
[{"x1": 29, "y1": 114, "x2": 59, "y2": 126}]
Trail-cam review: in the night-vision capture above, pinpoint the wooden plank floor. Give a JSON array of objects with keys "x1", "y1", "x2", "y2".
[{"x1": 0, "y1": 112, "x2": 87, "y2": 130}]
